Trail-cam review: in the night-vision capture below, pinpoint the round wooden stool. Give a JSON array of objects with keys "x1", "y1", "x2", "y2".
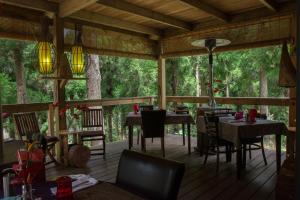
[{"x1": 68, "y1": 145, "x2": 90, "y2": 168}]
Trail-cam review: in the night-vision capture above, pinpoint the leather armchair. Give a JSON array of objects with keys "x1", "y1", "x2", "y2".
[{"x1": 116, "y1": 150, "x2": 185, "y2": 200}]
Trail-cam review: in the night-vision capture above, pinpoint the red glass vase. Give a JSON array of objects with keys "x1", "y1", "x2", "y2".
[{"x1": 56, "y1": 176, "x2": 73, "y2": 200}]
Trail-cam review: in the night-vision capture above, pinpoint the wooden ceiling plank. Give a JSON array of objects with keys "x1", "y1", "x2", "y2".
[
  {"x1": 59, "y1": 0, "x2": 98, "y2": 17},
  {"x1": 70, "y1": 10, "x2": 161, "y2": 38},
  {"x1": 0, "y1": 0, "x2": 58, "y2": 13},
  {"x1": 96, "y1": 0, "x2": 192, "y2": 30},
  {"x1": 179, "y1": 0, "x2": 229, "y2": 22},
  {"x1": 259, "y1": 0, "x2": 278, "y2": 12}
]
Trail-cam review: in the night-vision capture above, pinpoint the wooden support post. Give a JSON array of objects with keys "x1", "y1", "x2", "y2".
[
  {"x1": 0, "y1": 83, "x2": 3, "y2": 158},
  {"x1": 53, "y1": 15, "x2": 67, "y2": 159},
  {"x1": 158, "y1": 56, "x2": 166, "y2": 109}
]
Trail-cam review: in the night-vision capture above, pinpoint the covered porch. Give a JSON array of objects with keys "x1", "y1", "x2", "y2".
[
  {"x1": 0, "y1": 0, "x2": 297, "y2": 199},
  {"x1": 47, "y1": 134, "x2": 281, "y2": 200}
]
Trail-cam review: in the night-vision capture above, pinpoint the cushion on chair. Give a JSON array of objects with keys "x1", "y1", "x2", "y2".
[
  {"x1": 116, "y1": 150, "x2": 185, "y2": 200},
  {"x1": 44, "y1": 135, "x2": 59, "y2": 143},
  {"x1": 80, "y1": 130, "x2": 104, "y2": 137}
]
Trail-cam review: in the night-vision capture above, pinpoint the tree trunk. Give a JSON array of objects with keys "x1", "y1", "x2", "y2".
[
  {"x1": 11, "y1": 42, "x2": 27, "y2": 104},
  {"x1": 225, "y1": 77, "x2": 230, "y2": 97},
  {"x1": 259, "y1": 67, "x2": 268, "y2": 115},
  {"x1": 86, "y1": 54, "x2": 102, "y2": 145},
  {"x1": 195, "y1": 61, "x2": 200, "y2": 97},
  {"x1": 87, "y1": 55, "x2": 101, "y2": 99},
  {"x1": 107, "y1": 106, "x2": 113, "y2": 142}
]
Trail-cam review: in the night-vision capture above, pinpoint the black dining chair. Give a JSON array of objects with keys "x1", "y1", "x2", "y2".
[
  {"x1": 241, "y1": 113, "x2": 268, "y2": 167},
  {"x1": 141, "y1": 110, "x2": 166, "y2": 157},
  {"x1": 136, "y1": 105, "x2": 154, "y2": 145},
  {"x1": 116, "y1": 150, "x2": 185, "y2": 200},
  {"x1": 203, "y1": 114, "x2": 234, "y2": 173}
]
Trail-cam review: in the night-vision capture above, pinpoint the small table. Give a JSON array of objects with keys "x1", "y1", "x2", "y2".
[
  {"x1": 124, "y1": 112, "x2": 195, "y2": 154},
  {"x1": 219, "y1": 118, "x2": 287, "y2": 178}
]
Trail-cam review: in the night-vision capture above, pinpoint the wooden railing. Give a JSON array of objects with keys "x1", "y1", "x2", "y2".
[
  {"x1": 166, "y1": 96, "x2": 292, "y2": 106},
  {"x1": 2, "y1": 96, "x2": 155, "y2": 113}
]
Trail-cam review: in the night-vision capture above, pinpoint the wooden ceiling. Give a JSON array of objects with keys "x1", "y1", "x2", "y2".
[{"x1": 0, "y1": 0, "x2": 296, "y2": 59}]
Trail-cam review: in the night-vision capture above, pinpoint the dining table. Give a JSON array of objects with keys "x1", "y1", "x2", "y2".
[
  {"x1": 198, "y1": 116, "x2": 287, "y2": 178},
  {"x1": 124, "y1": 111, "x2": 195, "y2": 154},
  {"x1": 219, "y1": 117, "x2": 287, "y2": 177}
]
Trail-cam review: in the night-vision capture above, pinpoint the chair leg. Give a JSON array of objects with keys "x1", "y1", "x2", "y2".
[
  {"x1": 249, "y1": 144, "x2": 252, "y2": 159},
  {"x1": 103, "y1": 138, "x2": 106, "y2": 159},
  {"x1": 216, "y1": 145, "x2": 220, "y2": 173},
  {"x1": 261, "y1": 138, "x2": 267, "y2": 165},
  {"x1": 152, "y1": 137, "x2": 154, "y2": 143},
  {"x1": 137, "y1": 129, "x2": 140, "y2": 145},
  {"x1": 242, "y1": 144, "x2": 246, "y2": 168},
  {"x1": 141, "y1": 136, "x2": 146, "y2": 152},
  {"x1": 228, "y1": 145, "x2": 232, "y2": 162},
  {"x1": 203, "y1": 143, "x2": 209, "y2": 165},
  {"x1": 182, "y1": 123, "x2": 185, "y2": 146},
  {"x1": 161, "y1": 137, "x2": 165, "y2": 157},
  {"x1": 225, "y1": 145, "x2": 229, "y2": 162}
]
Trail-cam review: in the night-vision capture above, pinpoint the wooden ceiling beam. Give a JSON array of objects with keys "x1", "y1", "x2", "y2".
[
  {"x1": 165, "y1": 2, "x2": 295, "y2": 38},
  {"x1": 96, "y1": 0, "x2": 192, "y2": 30},
  {"x1": 179, "y1": 0, "x2": 229, "y2": 22},
  {"x1": 0, "y1": 0, "x2": 58, "y2": 13},
  {"x1": 59, "y1": 0, "x2": 98, "y2": 17},
  {"x1": 69, "y1": 10, "x2": 162, "y2": 39},
  {"x1": 259, "y1": 0, "x2": 278, "y2": 12}
]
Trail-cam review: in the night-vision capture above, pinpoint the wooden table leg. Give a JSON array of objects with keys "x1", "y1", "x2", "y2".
[
  {"x1": 276, "y1": 134, "x2": 282, "y2": 173},
  {"x1": 129, "y1": 125, "x2": 133, "y2": 150},
  {"x1": 187, "y1": 123, "x2": 191, "y2": 155},
  {"x1": 60, "y1": 135, "x2": 69, "y2": 165},
  {"x1": 182, "y1": 123, "x2": 185, "y2": 146},
  {"x1": 236, "y1": 146, "x2": 242, "y2": 179}
]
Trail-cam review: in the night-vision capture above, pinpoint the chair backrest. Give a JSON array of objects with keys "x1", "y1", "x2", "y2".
[
  {"x1": 141, "y1": 110, "x2": 166, "y2": 138},
  {"x1": 139, "y1": 105, "x2": 154, "y2": 111},
  {"x1": 204, "y1": 114, "x2": 220, "y2": 139},
  {"x1": 116, "y1": 150, "x2": 185, "y2": 200},
  {"x1": 13, "y1": 112, "x2": 40, "y2": 141},
  {"x1": 81, "y1": 109, "x2": 103, "y2": 128},
  {"x1": 257, "y1": 113, "x2": 267, "y2": 119}
]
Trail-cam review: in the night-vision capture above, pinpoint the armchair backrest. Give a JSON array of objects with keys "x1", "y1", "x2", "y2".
[
  {"x1": 13, "y1": 112, "x2": 40, "y2": 141},
  {"x1": 116, "y1": 150, "x2": 185, "y2": 200},
  {"x1": 141, "y1": 110, "x2": 166, "y2": 138},
  {"x1": 81, "y1": 109, "x2": 104, "y2": 129}
]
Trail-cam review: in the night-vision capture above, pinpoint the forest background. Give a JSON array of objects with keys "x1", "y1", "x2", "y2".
[{"x1": 0, "y1": 39, "x2": 288, "y2": 148}]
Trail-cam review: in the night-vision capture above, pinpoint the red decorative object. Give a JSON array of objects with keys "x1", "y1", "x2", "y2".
[
  {"x1": 213, "y1": 88, "x2": 220, "y2": 93},
  {"x1": 234, "y1": 112, "x2": 243, "y2": 120},
  {"x1": 248, "y1": 109, "x2": 257, "y2": 122},
  {"x1": 56, "y1": 176, "x2": 73, "y2": 200},
  {"x1": 1, "y1": 112, "x2": 10, "y2": 119},
  {"x1": 133, "y1": 104, "x2": 139, "y2": 114},
  {"x1": 215, "y1": 79, "x2": 222, "y2": 83},
  {"x1": 12, "y1": 148, "x2": 44, "y2": 185}
]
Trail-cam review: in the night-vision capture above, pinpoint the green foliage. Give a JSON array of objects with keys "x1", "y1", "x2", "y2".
[{"x1": 0, "y1": 39, "x2": 289, "y2": 147}]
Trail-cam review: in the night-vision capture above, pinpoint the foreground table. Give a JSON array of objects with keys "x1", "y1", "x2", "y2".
[
  {"x1": 74, "y1": 182, "x2": 144, "y2": 200},
  {"x1": 124, "y1": 111, "x2": 195, "y2": 154},
  {"x1": 219, "y1": 117, "x2": 287, "y2": 178}
]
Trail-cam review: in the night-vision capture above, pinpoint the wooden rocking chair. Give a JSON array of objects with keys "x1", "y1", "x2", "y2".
[{"x1": 13, "y1": 112, "x2": 59, "y2": 165}]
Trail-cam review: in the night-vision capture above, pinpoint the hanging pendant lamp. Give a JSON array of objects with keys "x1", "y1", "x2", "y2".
[
  {"x1": 70, "y1": 24, "x2": 89, "y2": 75},
  {"x1": 35, "y1": 15, "x2": 56, "y2": 75}
]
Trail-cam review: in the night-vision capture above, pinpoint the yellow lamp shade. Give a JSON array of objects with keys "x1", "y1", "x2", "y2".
[
  {"x1": 38, "y1": 41, "x2": 54, "y2": 74},
  {"x1": 71, "y1": 45, "x2": 85, "y2": 75}
]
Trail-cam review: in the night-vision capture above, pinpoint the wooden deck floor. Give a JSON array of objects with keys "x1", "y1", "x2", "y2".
[{"x1": 46, "y1": 135, "x2": 282, "y2": 200}]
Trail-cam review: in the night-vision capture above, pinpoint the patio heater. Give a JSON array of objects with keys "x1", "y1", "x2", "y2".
[{"x1": 191, "y1": 38, "x2": 231, "y2": 108}]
